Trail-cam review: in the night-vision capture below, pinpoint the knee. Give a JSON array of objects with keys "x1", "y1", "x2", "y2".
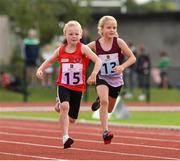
[
  {"x1": 100, "y1": 99, "x2": 108, "y2": 108},
  {"x1": 60, "y1": 102, "x2": 69, "y2": 113},
  {"x1": 69, "y1": 117, "x2": 76, "y2": 123}
]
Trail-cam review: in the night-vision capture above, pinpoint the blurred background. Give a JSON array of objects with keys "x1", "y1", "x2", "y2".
[{"x1": 0, "y1": 0, "x2": 180, "y2": 104}]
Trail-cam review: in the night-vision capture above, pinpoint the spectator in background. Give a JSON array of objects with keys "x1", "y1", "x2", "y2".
[
  {"x1": 151, "y1": 67, "x2": 161, "y2": 87},
  {"x1": 123, "y1": 41, "x2": 137, "y2": 99},
  {"x1": 23, "y1": 29, "x2": 40, "y2": 87},
  {"x1": 158, "y1": 51, "x2": 171, "y2": 89},
  {"x1": 51, "y1": 40, "x2": 62, "y2": 82},
  {"x1": 41, "y1": 44, "x2": 53, "y2": 87},
  {"x1": 80, "y1": 28, "x2": 91, "y2": 44},
  {"x1": 0, "y1": 71, "x2": 11, "y2": 88},
  {"x1": 0, "y1": 71, "x2": 26, "y2": 95},
  {"x1": 136, "y1": 45, "x2": 151, "y2": 101}
]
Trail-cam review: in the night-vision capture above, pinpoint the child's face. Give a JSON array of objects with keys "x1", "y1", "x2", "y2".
[
  {"x1": 102, "y1": 20, "x2": 117, "y2": 38},
  {"x1": 64, "y1": 25, "x2": 82, "y2": 45}
]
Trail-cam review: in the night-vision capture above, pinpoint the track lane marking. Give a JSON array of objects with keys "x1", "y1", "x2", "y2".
[
  {"x1": 1, "y1": 132, "x2": 180, "y2": 151},
  {"x1": 0, "y1": 151, "x2": 59, "y2": 160},
  {"x1": 1, "y1": 125, "x2": 180, "y2": 144},
  {"x1": 1, "y1": 120, "x2": 180, "y2": 137},
  {"x1": 0, "y1": 140, "x2": 179, "y2": 160}
]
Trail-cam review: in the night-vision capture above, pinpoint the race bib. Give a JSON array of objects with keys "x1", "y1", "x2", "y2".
[
  {"x1": 61, "y1": 63, "x2": 83, "y2": 85},
  {"x1": 99, "y1": 53, "x2": 119, "y2": 75}
]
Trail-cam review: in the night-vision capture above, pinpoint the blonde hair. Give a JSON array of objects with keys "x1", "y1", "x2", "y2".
[
  {"x1": 97, "y1": 16, "x2": 118, "y2": 37},
  {"x1": 63, "y1": 20, "x2": 82, "y2": 35}
]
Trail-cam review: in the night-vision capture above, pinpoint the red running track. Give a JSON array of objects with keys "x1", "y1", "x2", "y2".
[{"x1": 0, "y1": 118, "x2": 180, "y2": 160}]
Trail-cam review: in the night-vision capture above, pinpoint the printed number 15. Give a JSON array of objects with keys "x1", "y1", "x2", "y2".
[{"x1": 64, "y1": 72, "x2": 80, "y2": 84}]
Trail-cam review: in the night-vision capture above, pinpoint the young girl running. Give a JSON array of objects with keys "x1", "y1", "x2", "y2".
[
  {"x1": 36, "y1": 20, "x2": 102, "y2": 149},
  {"x1": 88, "y1": 16, "x2": 136, "y2": 144}
]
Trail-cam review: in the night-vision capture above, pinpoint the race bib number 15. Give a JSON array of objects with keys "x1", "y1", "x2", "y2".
[{"x1": 61, "y1": 63, "x2": 83, "y2": 85}]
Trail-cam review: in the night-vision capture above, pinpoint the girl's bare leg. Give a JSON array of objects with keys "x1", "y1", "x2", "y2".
[
  {"x1": 108, "y1": 97, "x2": 117, "y2": 113},
  {"x1": 96, "y1": 85, "x2": 109, "y2": 131},
  {"x1": 59, "y1": 102, "x2": 70, "y2": 141}
]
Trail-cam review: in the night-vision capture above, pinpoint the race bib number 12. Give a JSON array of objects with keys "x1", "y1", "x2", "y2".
[{"x1": 99, "y1": 53, "x2": 119, "y2": 75}]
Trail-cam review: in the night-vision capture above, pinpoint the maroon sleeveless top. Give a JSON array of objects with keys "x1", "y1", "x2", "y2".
[
  {"x1": 95, "y1": 37, "x2": 124, "y2": 87},
  {"x1": 96, "y1": 37, "x2": 124, "y2": 64}
]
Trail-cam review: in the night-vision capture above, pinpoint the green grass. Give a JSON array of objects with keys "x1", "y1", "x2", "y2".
[
  {"x1": 125, "y1": 88, "x2": 180, "y2": 103},
  {"x1": 1, "y1": 111, "x2": 180, "y2": 126},
  {"x1": 0, "y1": 87, "x2": 57, "y2": 102},
  {"x1": 0, "y1": 87, "x2": 180, "y2": 103},
  {"x1": 0, "y1": 111, "x2": 58, "y2": 120}
]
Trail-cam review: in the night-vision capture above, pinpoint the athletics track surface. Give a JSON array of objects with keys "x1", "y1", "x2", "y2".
[
  {"x1": 0, "y1": 102, "x2": 180, "y2": 160},
  {"x1": 0, "y1": 118, "x2": 180, "y2": 160}
]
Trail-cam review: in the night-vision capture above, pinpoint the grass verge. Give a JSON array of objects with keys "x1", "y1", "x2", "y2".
[
  {"x1": 1, "y1": 111, "x2": 180, "y2": 127},
  {"x1": 0, "y1": 87, "x2": 180, "y2": 103}
]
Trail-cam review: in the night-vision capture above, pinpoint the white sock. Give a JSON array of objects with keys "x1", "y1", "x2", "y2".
[
  {"x1": 63, "y1": 135, "x2": 69, "y2": 144},
  {"x1": 114, "y1": 96, "x2": 121, "y2": 110}
]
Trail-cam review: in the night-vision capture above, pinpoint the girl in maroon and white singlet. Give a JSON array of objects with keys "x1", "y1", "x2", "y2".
[
  {"x1": 36, "y1": 20, "x2": 102, "y2": 149},
  {"x1": 88, "y1": 16, "x2": 136, "y2": 144}
]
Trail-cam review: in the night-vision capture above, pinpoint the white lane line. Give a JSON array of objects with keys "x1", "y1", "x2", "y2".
[
  {"x1": 72, "y1": 131, "x2": 180, "y2": 143},
  {"x1": 1, "y1": 131, "x2": 180, "y2": 151},
  {"x1": 1, "y1": 118, "x2": 180, "y2": 135},
  {"x1": 0, "y1": 106, "x2": 53, "y2": 112},
  {"x1": 0, "y1": 140, "x2": 179, "y2": 160},
  {"x1": 0, "y1": 105, "x2": 89, "y2": 112},
  {"x1": 0, "y1": 151, "x2": 59, "y2": 160},
  {"x1": 1, "y1": 105, "x2": 180, "y2": 112},
  {"x1": 1, "y1": 120, "x2": 180, "y2": 136},
  {"x1": 4, "y1": 130, "x2": 180, "y2": 145},
  {"x1": 74, "y1": 123, "x2": 180, "y2": 136},
  {"x1": 127, "y1": 106, "x2": 180, "y2": 112},
  {"x1": 1, "y1": 116, "x2": 180, "y2": 131},
  {"x1": 0, "y1": 115, "x2": 57, "y2": 121},
  {"x1": 1, "y1": 125, "x2": 180, "y2": 144}
]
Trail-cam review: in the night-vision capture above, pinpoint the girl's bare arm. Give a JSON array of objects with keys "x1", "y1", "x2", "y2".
[
  {"x1": 113, "y1": 38, "x2": 136, "y2": 74},
  {"x1": 82, "y1": 45, "x2": 102, "y2": 85},
  {"x1": 36, "y1": 47, "x2": 60, "y2": 79}
]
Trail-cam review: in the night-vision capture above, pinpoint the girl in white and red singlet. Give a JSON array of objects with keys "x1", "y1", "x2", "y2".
[
  {"x1": 36, "y1": 20, "x2": 102, "y2": 149},
  {"x1": 88, "y1": 16, "x2": 136, "y2": 144}
]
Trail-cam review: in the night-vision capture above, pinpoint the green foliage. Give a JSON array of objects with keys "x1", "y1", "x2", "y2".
[
  {"x1": 125, "y1": 0, "x2": 176, "y2": 13},
  {"x1": 0, "y1": 0, "x2": 176, "y2": 44},
  {"x1": 57, "y1": 0, "x2": 92, "y2": 25},
  {"x1": 9, "y1": 45, "x2": 24, "y2": 78},
  {"x1": 0, "y1": 0, "x2": 9, "y2": 14},
  {"x1": 0, "y1": 0, "x2": 92, "y2": 45},
  {"x1": 141, "y1": 0, "x2": 176, "y2": 12},
  {"x1": 0, "y1": 42, "x2": 24, "y2": 80}
]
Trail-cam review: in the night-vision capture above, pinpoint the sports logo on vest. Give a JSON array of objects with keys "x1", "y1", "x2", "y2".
[{"x1": 75, "y1": 57, "x2": 81, "y2": 63}]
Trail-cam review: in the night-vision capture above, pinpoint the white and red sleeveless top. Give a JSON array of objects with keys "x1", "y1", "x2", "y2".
[{"x1": 56, "y1": 42, "x2": 89, "y2": 92}]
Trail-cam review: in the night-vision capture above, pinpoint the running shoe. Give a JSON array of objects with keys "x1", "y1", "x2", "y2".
[
  {"x1": 64, "y1": 138, "x2": 74, "y2": 149},
  {"x1": 103, "y1": 131, "x2": 114, "y2": 144},
  {"x1": 91, "y1": 97, "x2": 100, "y2": 111}
]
